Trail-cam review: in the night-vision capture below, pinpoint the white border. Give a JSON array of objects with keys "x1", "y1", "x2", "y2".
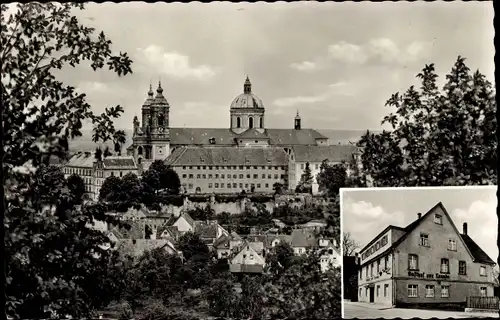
[{"x1": 339, "y1": 185, "x2": 497, "y2": 318}]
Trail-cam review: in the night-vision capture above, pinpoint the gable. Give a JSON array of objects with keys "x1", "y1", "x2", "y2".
[{"x1": 394, "y1": 203, "x2": 476, "y2": 263}]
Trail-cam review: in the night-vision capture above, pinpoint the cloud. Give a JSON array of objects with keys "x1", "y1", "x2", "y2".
[
  {"x1": 290, "y1": 61, "x2": 318, "y2": 72},
  {"x1": 342, "y1": 198, "x2": 405, "y2": 247},
  {"x1": 78, "y1": 81, "x2": 109, "y2": 93},
  {"x1": 368, "y1": 38, "x2": 401, "y2": 63},
  {"x1": 273, "y1": 94, "x2": 328, "y2": 107},
  {"x1": 452, "y1": 198, "x2": 498, "y2": 262},
  {"x1": 329, "y1": 81, "x2": 357, "y2": 96},
  {"x1": 328, "y1": 41, "x2": 368, "y2": 64},
  {"x1": 326, "y1": 39, "x2": 432, "y2": 65},
  {"x1": 136, "y1": 45, "x2": 216, "y2": 80}
]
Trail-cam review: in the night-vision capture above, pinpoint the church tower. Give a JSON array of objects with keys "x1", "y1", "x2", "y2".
[
  {"x1": 131, "y1": 82, "x2": 171, "y2": 170},
  {"x1": 294, "y1": 110, "x2": 301, "y2": 130},
  {"x1": 229, "y1": 76, "x2": 266, "y2": 134}
]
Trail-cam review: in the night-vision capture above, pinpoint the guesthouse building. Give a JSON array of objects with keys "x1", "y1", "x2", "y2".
[{"x1": 357, "y1": 202, "x2": 496, "y2": 309}]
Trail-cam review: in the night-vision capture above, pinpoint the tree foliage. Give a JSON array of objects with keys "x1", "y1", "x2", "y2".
[
  {"x1": 67, "y1": 173, "x2": 86, "y2": 203},
  {"x1": 356, "y1": 56, "x2": 496, "y2": 186},
  {"x1": 296, "y1": 162, "x2": 313, "y2": 193},
  {"x1": 343, "y1": 232, "x2": 360, "y2": 257},
  {"x1": 316, "y1": 160, "x2": 350, "y2": 198},
  {"x1": 143, "y1": 160, "x2": 181, "y2": 195},
  {"x1": 2, "y1": 2, "x2": 132, "y2": 318}
]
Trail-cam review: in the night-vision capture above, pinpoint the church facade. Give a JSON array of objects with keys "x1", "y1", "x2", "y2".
[{"x1": 127, "y1": 77, "x2": 359, "y2": 194}]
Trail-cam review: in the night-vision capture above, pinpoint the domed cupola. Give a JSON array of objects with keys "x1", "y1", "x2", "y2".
[
  {"x1": 142, "y1": 83, "x2": 155, "y2": 107},
  {"x1": 230, "y1": 76, "x2": 266, "y2": 134},
  {"x1": 153, "y1": 81, "x2": 169, "y2": 106}
]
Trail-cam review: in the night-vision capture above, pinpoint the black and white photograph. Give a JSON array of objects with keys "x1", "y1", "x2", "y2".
[
  {"x1": 341, "y1": 186, "x2": 498, "y2": 319},
  {"x1": 2, "y1": 1, "x2": 496, "y2": 320}
]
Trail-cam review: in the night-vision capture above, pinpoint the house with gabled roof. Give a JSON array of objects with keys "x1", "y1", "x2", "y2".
[
  {"x1": 319, "y1": 245, "x2": 341, "y2": 272},
  {"x1": 357, "y1": 202, "x2": 496, "y2": 309},
  {"x1": 229, "y1": 240, "x2": 266, "y2": 274},
  {"x1": 290, "y1": 229, "x2": 318, "y2": 255}
]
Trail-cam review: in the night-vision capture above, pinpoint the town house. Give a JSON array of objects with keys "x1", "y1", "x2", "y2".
[{"x1": 357, "y1": 202, "x2": 496, "y2": 309}]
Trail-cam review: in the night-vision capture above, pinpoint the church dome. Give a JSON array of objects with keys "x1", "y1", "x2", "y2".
[
  {"x1": 230, "y1": 93, "x2": 265, "y2": 110},
  {"x1": 230, "y1": 76, "x2": 265, "y2": 110}
]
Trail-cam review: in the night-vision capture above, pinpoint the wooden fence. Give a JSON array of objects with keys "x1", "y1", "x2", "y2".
[{"x1": 466, "y1": 296, "x2": 500, "y2": 310}]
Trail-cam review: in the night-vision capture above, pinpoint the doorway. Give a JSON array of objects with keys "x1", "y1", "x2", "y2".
[{"x1": 369, "y1": 287, "x2": 375, "y2": 303}]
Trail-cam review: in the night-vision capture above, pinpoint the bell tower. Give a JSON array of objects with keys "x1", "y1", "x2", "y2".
[
  {"x1": 131, "y1": 82, "x2": 171, "y2": 170},
  {"x1": 294, "y1": 110, "x2": 301, "y2": 130}
]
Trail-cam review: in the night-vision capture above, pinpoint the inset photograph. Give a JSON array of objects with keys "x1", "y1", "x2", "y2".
[{"x1": 341, "y1": 186, "x2": 498, "y2": 319}]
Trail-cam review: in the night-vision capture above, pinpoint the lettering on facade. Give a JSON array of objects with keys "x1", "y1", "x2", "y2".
[{"x1": 407, "y1": 271, "x2": 450, "y2": 279}]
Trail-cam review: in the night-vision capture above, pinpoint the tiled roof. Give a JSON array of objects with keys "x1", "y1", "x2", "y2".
[
  {"x1": 214, "y1": 235, "x2": 230, "y2": 249},
  {"x1": 117, "y1": 239, "x2": 176, "y2": 257},
  {"x1": 291, "y1": 229, "x2": 317, "y2": 248},
  {"x1": 66, "y1": 152, "x2": 95, "y2": 168},
  {"x1": 165, "y1": 146, "x2": 288, "y2": 166},
  {"x1": 292, "y1": 145, "x2": 357, "y2": 162},
  {"x1": 194, "y1": 221, "x2": 219, "y2": 239},
  {"x1": 157, "y1": 225, "x2": 181, "y2": 240},
  {"x1": 267, "y1": 129, "x2": 327, "y2": 146},
  {"x1": 121, "y1": 206, "x2": 148, "y2": 220},
  {"x1": 170, "y1": 128, "x2": 237, "y2": 146},
  {"x1": 102, "y1": 156, "x2": 137, "y2": 169},
  {"x1": 230, "y1": 231, "x2": 242, "y2": 241},
  {"x1": 360, "y1": 202, "x2": 496, "y2": 267},
  {"x1": 168, "y1": 127, "x2": 327, "y2": 147},
  {"x1": 237, "y1": 128, "x2": 270, "y2": 139},
  {"x1": 111, "y1": 220, "x2": 145, "y2": 239},
  {"x1": 460, "y1": 234, "x2": 495, "y2": 264},
  {"x1": 181, "y1": 212, "x2": 195, "y2": 228}
]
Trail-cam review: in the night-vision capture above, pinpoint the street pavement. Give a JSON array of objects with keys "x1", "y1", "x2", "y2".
[{"x1": 343, "y1": 301, "x2": 499, "y2": 319}]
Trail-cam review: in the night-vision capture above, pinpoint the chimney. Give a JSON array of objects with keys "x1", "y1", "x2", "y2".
[
  {"x1": 463, "y1": 222, "x2": 468, "y2": 235},
  {"x1": 417, "y1": 213, "x2": 422, "y2": 219}
]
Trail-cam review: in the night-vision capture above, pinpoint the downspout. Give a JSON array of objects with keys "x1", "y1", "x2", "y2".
[{"x1": 392, "y1": 249, "x2": 396, "y2": 308}]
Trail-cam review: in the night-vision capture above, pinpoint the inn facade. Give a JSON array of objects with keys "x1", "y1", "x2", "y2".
[{"x1": 357, "y1": 202, "x2": 496, "y2": 309}]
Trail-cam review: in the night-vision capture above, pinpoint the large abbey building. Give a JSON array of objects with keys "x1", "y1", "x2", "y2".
[
  {"x1": 64, "y1": 77, "x2": 358, "y2": 199},
  {"x1": 125, "y1": 76, "x2": 358, "y2": 194}
]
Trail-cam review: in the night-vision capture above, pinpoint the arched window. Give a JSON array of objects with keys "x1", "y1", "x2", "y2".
[
  {"x1": 236, "y1": 117, "x2": 241, "y2": 128},
  {"x1": 249, "y1": 117, "x2": 254, "y2": 129},
  {"x1": 259, "y1": 117, "x2": 263, "y2": 128},
  {"x1": 195, "y1": 187, "x2": 201, "y2": 193},
  {"x1": 158, "y1": 113, "x2": 164, "y2": 126},
  {"x1": 138, "y1": 146, "x2": 143, "y2": 155}
]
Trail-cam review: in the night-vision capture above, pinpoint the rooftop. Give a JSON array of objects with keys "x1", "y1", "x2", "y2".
[
  {"x1": 165, "y1": 146, "x2": 288, "y2": 166},
  {"x1": 292, "y1": 145, "x2": 357, "y2": 162}
]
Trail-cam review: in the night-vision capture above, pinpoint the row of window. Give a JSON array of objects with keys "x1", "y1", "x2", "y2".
[
  {"x1": 181, "y1": 165, "x2": 285, "y2": 171},
  {"x1": 362, "y1": 214, "x2": 444, "y2": 261},
  {"x1": 235, "y1": 116, "x2": 262, "y2": 129},
  {"x1": 300, "y1": 163, "x2": 321, "y2": 170},
  {"x1": 408, "y1": 284, "x2": 450, "y2": 298},
  {"x1": 182, "y1": 173, "x2": 285, "y2": 180},
  {"x1": 187, "y1": 182, "x2": 271, "y2": 190},
  {"x1": 408, "y1": 284, "x2": 487, "y2": 298},
  {"x1": 65, "y1": 167, "x2": 92, "y2": 176},
  {"x1": 362, "y1": 235, "x2": 389, "y2": 260},
  {"x1": 361, "y1": 284, "x2": 390, "y2": 298},
  {"x1": 408, "y1": 254, "x2": 487, "y2": 276},
  {"x1": 361, "y1": 255, "x2": 390, "y2": 279},
  {"x1": 419, "y1": 233, "x2": 457, "y2": 251}
]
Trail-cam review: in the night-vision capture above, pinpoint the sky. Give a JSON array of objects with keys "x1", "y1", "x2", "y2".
[
  {"x1": 341, "y1": 186, "x2": 498, "y2": 266},
  {"x1": 5, "y1": 1, "x2": 492, "y2": 131}
]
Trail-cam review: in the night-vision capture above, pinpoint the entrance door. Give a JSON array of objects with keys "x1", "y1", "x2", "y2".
[{"x1": 369, "y1": 287, "x2": 375, "y2": 303}]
